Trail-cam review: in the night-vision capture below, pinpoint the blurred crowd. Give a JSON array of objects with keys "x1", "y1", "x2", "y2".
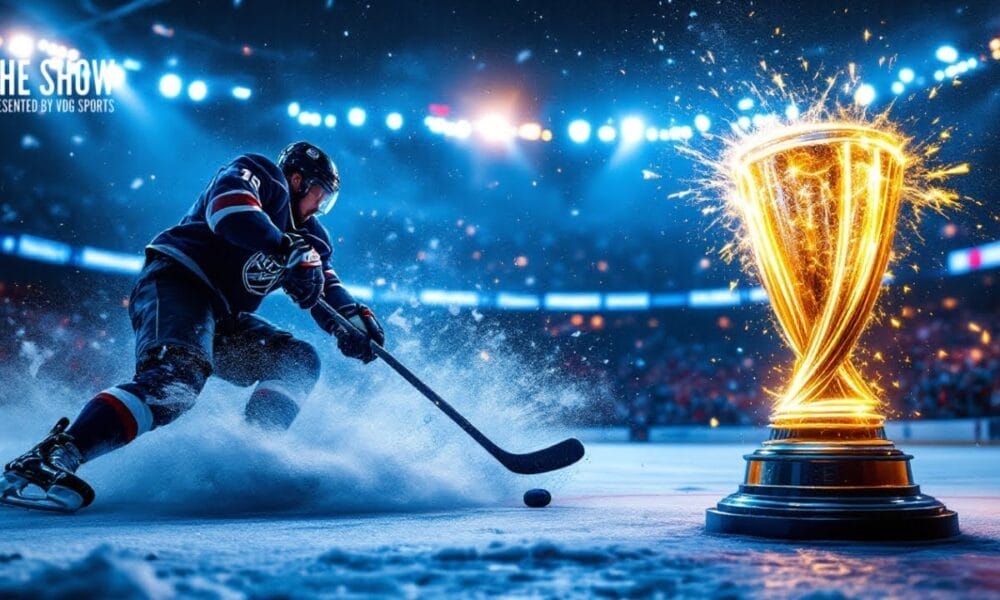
[{"x1": 2, "y1": 280, "x2": 997, "y2": 430}]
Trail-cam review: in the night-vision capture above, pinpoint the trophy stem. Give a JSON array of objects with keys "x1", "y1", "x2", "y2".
[{"x1": 705, "y1": 427, "x2": 960, "y2": 540}]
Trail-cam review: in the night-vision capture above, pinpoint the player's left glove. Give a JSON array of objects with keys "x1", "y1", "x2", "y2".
[
  {"x1": 279, "y1": 233, "x2": 324, "y2": 309},
  {"x1": 332, "y1": 303, "x2": 385, "y2": 364}
]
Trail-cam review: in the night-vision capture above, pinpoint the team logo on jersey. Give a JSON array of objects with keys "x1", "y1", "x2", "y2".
[{"x1": 242, "y1": 252, "x2": 285, "y2": 296}]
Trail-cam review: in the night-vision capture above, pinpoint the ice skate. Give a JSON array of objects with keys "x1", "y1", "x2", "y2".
[{"x1": 0, "y1": 418, "x2": 95, "y2": 513}]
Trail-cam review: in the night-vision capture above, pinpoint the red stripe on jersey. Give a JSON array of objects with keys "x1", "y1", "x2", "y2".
[
  {"x1": 96, "y1": 392, "x2": 138, "y2": 442},
  {"x1": 210, "y1": 192, "x2": 262, "y2": 214}
]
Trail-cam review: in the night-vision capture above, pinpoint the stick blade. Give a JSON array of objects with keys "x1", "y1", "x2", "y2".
[{"x1": 499, "y1": 438, "x2": 585, "y2": 475}]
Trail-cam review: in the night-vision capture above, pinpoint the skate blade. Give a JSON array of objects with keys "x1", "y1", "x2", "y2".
[{"x1": 0, "y1": 476, "x2": 84, "y2": 514}]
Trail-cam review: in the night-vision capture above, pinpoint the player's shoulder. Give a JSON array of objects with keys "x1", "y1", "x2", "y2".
[{"x1": 229, "y1": 153, "x2": 288, "y2": 193}]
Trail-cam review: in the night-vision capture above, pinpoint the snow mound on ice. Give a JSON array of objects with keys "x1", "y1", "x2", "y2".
[{"x1": 0, "y1": 546, "x2": 172, "y2": 600}]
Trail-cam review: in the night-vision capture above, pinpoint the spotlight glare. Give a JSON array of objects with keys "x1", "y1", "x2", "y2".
[
  {"x1": 620, "y1": 116, "x2": 645, "y2": 143},
  {"x1": 105, "y1": 62, "x2": 126, "y2": 90},
  {"x1": 424, "y1": 116, "x2": 445, "y2": 134},
  {"x1": 232, "y1": 86, "x2": 252, "y2": 100},
  {"x1": 933, "y1": 70, "x2": 945, "y2": 81},
  {"x1": 891, "y1": 81, "x2": 904, "y2": 95},
  {"x1": 8, "y1": 33, "x2": 34, "y2": 58},
  {"x1": 324, "y1": 114, "x2": 336, "y2": 128},
  {"x1": 567, "y1": 119, "x2": 591, "y2": 143},
  {"x1": 898, "y1": 67, "x2": 915, "y2": 83},
  {"x1": 476, "y1": 114, "x2": 514, "y2": 142},
  {"x1": 785, "y1": 105, "x2": 800, "y2": 121},
  {"x1": 518, "y1": 122, "x2": 542, "y2": 141},
  {"x1": 737, "y1": 116, "x2": 751, "y2": 130},
  {"x1": 385, "y1": 112, "x2": 404, "y2": 130},
  {"x1": 287, "y1": 102, "x2": 301, "y2": 117},
  {"x1": 347, "y1": 107, "x2": 366, "y2": 126},
  {"x1": 597, "y1": 124, "x2": 617, "y2": 143},
  {"x1": 298, "y1": 111, "x2": 312, "y2": 125},
  {"x1": 935, "y1": 45, "x2": 958, "y2": 63},
  {"x1": 853, "y1": 83, "x2": 876, "y2": 107},
  {"x1": 187, "y1": 80, "x2": 207, "y2": 101},
  {"x1": 737, "y1": 97, "x2": 755, "y2": 111},
  {"x1": 694, "y1": 114, "x2": 711, "y2": 132},
  {"x1": 158, "y1": 73, "x2": 182, "y2": 98},
  {"x1": 645, "y1": 127, "x2": 659, "y2": 142}
]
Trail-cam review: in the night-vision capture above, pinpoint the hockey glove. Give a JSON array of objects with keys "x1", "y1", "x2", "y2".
[
  {"x1": 279, "y1": 233, "x2": 324, "y2": 309},
  {"x1": 333, "y1": 303, "x2": 385, "y2": 363}
]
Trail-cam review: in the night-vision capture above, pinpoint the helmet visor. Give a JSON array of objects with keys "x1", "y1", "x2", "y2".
[{"x1": 317, "y1": 188, "x2": 339, "y2": 215}]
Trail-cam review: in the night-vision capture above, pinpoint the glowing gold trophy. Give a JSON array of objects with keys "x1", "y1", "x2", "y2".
[{"x1": 705, "y1": 124, "x2": 959, "y2": 539}]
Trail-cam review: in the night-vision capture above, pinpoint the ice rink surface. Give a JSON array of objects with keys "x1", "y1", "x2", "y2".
[{"x1": 0, "y1": 440, "x2": 996, "y2": 599}]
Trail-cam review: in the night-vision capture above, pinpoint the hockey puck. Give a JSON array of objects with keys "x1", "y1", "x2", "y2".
[{"x1": 523, "y1": 488, "x2": 551, "y2": 508}]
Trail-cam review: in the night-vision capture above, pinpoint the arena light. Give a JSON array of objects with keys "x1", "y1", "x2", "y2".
[
  {"x1": 324, "y1": 114, "x2": 336, "y2": 128},
  {"x1": 620, "y1": 117, "x2": 645, "y2": 143},
  {"x1": 158, "y1": 73, "x2": 182, "y2": 98},
  {"x1": 79, "y1": 247, "x2": 144, "y2": 274},
  {"x1": 7, "y1": 33, "x2": 34, "y2": 58},
  {"x1": 476, "y1": 113, "x2": 514, "y2": 142},
  {"x1": 737, "y1": 116, "x2": 751, "y2": 130},
  {"x1": 604, "y1": 292, "x2": 650, "y2": 311},
  {"x1": 650, "y1": 293, "x2": 686, "y2": 308},
  {"x1": 947, "y1": 240, "x2": 1000, "y2": 274},
  {"x1": 122, "y1": 58, "x2": 142, "y2": 71},
  {"x1": 424, "y1": 115, "x2": 445, "y2": 134},
  {"x1": 737, "y1": 97, "x2": 754, "y2": 111},
  {"x1": 105, "y1": 63, "x2": 127, "y2": 90},
  {"x1": 297, "y1": 111, "x2": 312, "y2": 126},
  {"x1": 496, "y1": 292, "x2": 540, "y2": 310},
  {"x1": 385, "y1": 112, "x2": 404, "y2": 130},
  {"x1": 933, "y1": 70, "x2": 945, "y2": 81},
  {"x1": 785, "y1": 104, "x2": 800, "y2": 121},
  {"x1": 597, "y1": 124, "x2": 617, "y2": 143},
  {"x1": 898, "y1": 67, "x2": 915, "y2": 83},
  {"x1": 853, "y1": 83, "x2": 876, "y2": 106},
  {"x1": 543, "y1": 293, "x2": 601, "y2": 311},
  {"x1": 518, "y1": 122, "x2": 542, "y2": 141},
  {"x1": 645, "y1": 127, "x2": 659, "y2": 142},
  {"x1": 935, "y1": 45, "x2": 959, "y2": 63},
  {"x1": 287, "y1": 102, "x2": 301, "y2": 117},
  {"x1": 187, "y1": 80, "x2": 207, "y2": 102},
  {"x1": 343, "y1": 285, "x2": 374, "y2": 301},
  {"x1": 347, "y1": 107, "x2": 367, "y2": 127},
  {"x1": 688, "y1": 288, "x2": 740, "y2": 307},
  {"x1": 419, "y1": 289, "x2": 480, "y2": 307},
  {"x1": 694, "y1": 114, "x2": 711, "y2": 132},
  {"x1": 17, "y1": 235, "x2": 71, "y2": 265},
  {"x1": 568, "y1": 119, "x2": 591, "y2": 143},
  {"x1": 232, "y1": 86, "x2": 252, "y2": 100},
  {"x1": 891, "y1": 81, "x2": 905, "y2": 95}
]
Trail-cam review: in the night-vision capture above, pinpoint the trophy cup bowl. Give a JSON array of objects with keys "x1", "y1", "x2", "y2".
[{"x1": 704, "y1": 124, "x2": 959, "y2": 540}]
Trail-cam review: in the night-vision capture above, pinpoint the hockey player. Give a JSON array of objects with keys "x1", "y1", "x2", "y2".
[{"x1": 0, "y1": 141, "x2": 384, "y2": 512}]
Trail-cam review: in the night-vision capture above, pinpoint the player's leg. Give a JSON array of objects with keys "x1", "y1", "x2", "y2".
[
  {"x1": 1, "y1": 255, "x2": 215, "y2": 511},
  {"x1": 65, "y1": 255, "x2": 216, "y2": 460},
  {"x1": 214, "y1": 313, "x2": 321, "y2": 431}
]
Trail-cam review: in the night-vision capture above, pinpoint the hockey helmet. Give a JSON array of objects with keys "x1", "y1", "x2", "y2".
[{"x1": 277, "y1": 141, "x2": 340, "y2": 215}]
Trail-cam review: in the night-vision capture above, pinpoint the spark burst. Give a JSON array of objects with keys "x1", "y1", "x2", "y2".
[{"x1": 690, "y1": 76, "x2": 969, "y2": 432}]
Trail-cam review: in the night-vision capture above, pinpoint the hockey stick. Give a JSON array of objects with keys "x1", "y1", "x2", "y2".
[{"x1": 316, "y1": 298, "x2": 585, "y2": 475}]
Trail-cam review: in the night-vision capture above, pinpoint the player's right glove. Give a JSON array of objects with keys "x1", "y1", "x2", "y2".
[
  {"x1": 332, "y1": 303, "x2": 385, "y2": 364},
  {"x1": 279, "y1": 233, "x2": 324, "y2": 309}
]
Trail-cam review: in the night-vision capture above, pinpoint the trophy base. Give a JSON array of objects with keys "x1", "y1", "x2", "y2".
[{"x1": 705, "y1": 428, "x2": 960, "y2": 540}]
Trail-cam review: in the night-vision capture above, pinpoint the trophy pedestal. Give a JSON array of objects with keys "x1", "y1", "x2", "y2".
[{"x1": 705, "y1": 428, "x2": 960, "y2": 540}]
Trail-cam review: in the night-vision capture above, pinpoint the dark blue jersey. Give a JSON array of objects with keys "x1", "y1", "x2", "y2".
[{"x1": 147, "y1": 153, "x2": 356, "y2": 317}]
